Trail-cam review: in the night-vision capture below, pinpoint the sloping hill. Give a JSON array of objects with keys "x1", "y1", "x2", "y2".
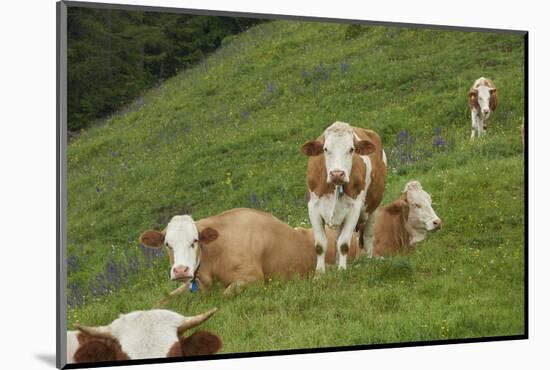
[{"x1": 67, "y1": 20, "x2": 525, "y2": 350}]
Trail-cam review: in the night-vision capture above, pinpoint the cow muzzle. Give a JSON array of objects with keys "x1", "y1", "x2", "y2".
[
  {"x1": 171, "y1": 265, "x2": 193, "y2": 281},
  {"x1": 430, "y1": 218, "x2": 442, "y2": 231},
  {"x1": 329, "y1": 170, "x2": 346, "y2": 185}
]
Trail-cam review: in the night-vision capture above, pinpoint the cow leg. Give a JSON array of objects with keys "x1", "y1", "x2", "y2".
[
  {"x1": 479, "y1": 116, "x2": 486, "y2": 136},
  {"x1": 470, "y1": 110, "x2": 477, "y2": 140},
  {"x1": 223, "y1": 277, "x2": 258, "y2": 296},
  {"x1": 363, "y1": 211, "x2": 376, "y2": 258},
  {"x1": 309, "y1": 203, "x2": 328, "y2": 275},
  {"x1": 223, "y1": 280, "x2": 247, "y2": 296},
  {"x1": 336, "y1": 204, "x2": 362, "y2": 270}
]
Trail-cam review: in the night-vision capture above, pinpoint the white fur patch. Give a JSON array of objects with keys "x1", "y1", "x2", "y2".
[
  {"x1": 165, "y1": 215, "x2": 200, "y2": 278},
  {"x1": 66, "y1": 331, "x2": 80, "y2": 363},
  {"x1": 403, "y1": 181, "x2": 440, "y2": 244},
  {"x1": 314, "y1": 191, "x2": 356, "y2": 228},
  {"x1": 110, "y1": 309, "x2": 185, "y2": 359}
]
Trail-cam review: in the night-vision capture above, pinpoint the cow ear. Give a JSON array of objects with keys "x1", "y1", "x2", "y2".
[
  {"x1": 354, "y1": 139, "x2": 376, "y2": 155},
  {"x1": 468, "y1": 88, "x2": 478, "y2": 97},
  {"x1": 180, "y1": 330, "x2": 222, "y2": 356},
  {"x1": 139, "y1": 230, "x2": 166, "y2": 248},
  {"x1": 199, "y1": 227, "x2": 218, "y2": 244},
  {"x1": 386, "y1": 197, "x2": 408, "y2": 214},
  {"x1": 301, "y1": 140, "x2": 323, "y2": 156},
  {"x1": 73, "y1": 339, "x2": 118, "y2": 363}
]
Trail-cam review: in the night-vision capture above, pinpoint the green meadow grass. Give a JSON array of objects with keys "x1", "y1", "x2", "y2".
[{"x1": 66, "y1": 20, "x2": 525, "y2": 352}]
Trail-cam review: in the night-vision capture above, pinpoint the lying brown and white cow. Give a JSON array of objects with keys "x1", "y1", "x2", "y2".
[
  {"x1": 139, "y1": 208, "x2": 361, "y2": 295},
  {"x1": 301, "y1": 121, "x2": 386, "y2": 273},
  {"x1": 469, "y1": 77, "x2": 498, "y2": 139},
  {"x1": 66, "y1": 308, "x2": 220, "y2": 364},
  {"x1": 372, "y1": 181, "x2": 441, "y2": 257}
]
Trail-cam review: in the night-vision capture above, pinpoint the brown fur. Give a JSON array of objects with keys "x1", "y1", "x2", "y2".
[
  {"x1": 74, "y1": 332, "x2": 129, "y2": 363},
  {"x1": 468, "y1": 89, "x2": 480, "y2": 112},
  {"x1": 372, "y1": 194, "x2": 413, "y2": 258},
  {"x1": 199, "y1": 227, "x2": 219, "y2": 244},
  {"x1": 166, "y1": 330, "x2": 222, "y2": 357},
  {"x1": 167, "y1": 341, "x2": 183, "y2": 357},
  {"x1": 351, "y1": 128, "x2": 387, "y2": 213},
  {"x1": 192, "y1": 209, "x2": 322, "y2": 291},
  {"x1": 489, "y1": 89, "x2": 498, "y2": 111},
  {"x1": 139, "y1": 230, "x2": 165, "y2": 248},
  {"x1": 301, "y1": 140, "x2": 324, "y2": 156},
  {"x1": 180, "y1": 331, "x2": 223, "y2": 356}
]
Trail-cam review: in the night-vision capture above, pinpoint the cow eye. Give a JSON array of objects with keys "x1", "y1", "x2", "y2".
[
  {"x1": 415, "y1": 203, "x2": 421, "y2": 208},
  {"x1": 324, "y1": 148, "x2": 328, "y2": 152},
  {"x1": 349, "y1": 147, "x2": 354, "y2": 153}
]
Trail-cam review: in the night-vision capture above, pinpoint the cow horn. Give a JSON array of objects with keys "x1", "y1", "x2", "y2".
[
  {"x1": 75, "y1": 324, "x2": 113, "y2": 339},
  {"x1": 177, "y1": 308, "x2": 218, "y2": 334}
]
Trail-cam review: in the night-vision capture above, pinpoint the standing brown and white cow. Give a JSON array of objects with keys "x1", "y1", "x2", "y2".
[
  {"x1": 301, "y1": 121, "x2": 387, "y2": 273},
  {"x1": 66, "y1": 308, "x2": 221, "y2": 364},
  {"x1": 469, "y1": 77, "x2": 498, "y2": 139},
  {"x1": 372, "y1": 181, "x2": 441, "y2": 257}
]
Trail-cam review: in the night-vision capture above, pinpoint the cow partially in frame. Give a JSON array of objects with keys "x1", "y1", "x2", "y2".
[{"x1": 66, "y1": 308, "x2": 221, "y2": 364}]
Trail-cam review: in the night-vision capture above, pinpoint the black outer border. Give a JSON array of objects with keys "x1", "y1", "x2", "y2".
[{"x1": 56, "y1": 1, "x2": 529, "y2": 369}]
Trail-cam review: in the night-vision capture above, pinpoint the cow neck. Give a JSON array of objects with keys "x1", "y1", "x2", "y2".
[
  {"x1": 398, "y1": 207, "x2": 412, "y2": 248},
  {"x1": 405, "y1": 222, "x2": 427, "y2": 246},
  {"x1": 385, "y1": 197, "x2": 412, "y2": 250}
]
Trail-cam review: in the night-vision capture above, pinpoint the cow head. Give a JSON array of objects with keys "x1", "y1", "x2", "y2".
[
  {"x1": 72, "y1": 308, "x2": 221, "y2": 363},
  {"x1": 401, "y1": 181, "x2": 441, "y2": 243},
  {"x1": 301, "y1": 122, "x2": 375, "y2": 185},
  {"x1": 139, "y1": 216, "x2": 218, "y2": 281},
  {"x1": 469, "y1": 86, "x2": 497, "y2": 118}
]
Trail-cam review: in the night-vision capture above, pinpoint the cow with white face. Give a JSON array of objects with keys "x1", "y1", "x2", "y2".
[
  {"x1": 140, "y1": 215, "x2": 219, "y2": 282},
  {"x1": 141, "y1": 208, "x2": 357, "y2": 296},
  {"x1": 372, "y1": 181, "x2": 441, "y2": 257},
  {"x1": 469, "y1": 77, "x2": 498, "y2": 139},
  {"x1": 301, "y1": 122, "x2": 387, "y2": 273},
  {"x1": 66, "y1": 308, "x2": 221, "y2": 364}
]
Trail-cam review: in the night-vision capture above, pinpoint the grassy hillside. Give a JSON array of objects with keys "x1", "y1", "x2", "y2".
[{"x1": 66, "y1": 20, "x2": 525, "y2": 352}]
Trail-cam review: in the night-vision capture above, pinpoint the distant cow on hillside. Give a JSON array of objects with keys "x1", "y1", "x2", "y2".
[
  {"x1": 301, "y1": 121, "x2": 386, "y2": 273},
  {"x1": 469, "y1": 77, "x2": 498, "y2": 139},
  {"x1": 66, "y1": 308, "x2": 220, "y2": 364},
  {"x1": 371, "y1": 181, "x2": 441, "y2": 257}
]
